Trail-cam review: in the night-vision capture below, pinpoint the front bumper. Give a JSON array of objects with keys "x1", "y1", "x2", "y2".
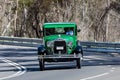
[{"x1": 38, "y1": 54, "x2": 80, "y2": 62}]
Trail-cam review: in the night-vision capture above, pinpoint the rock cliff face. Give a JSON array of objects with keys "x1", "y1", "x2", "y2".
[{"x1": 0, "y1": 0, "x2": 120, "y2": 42}]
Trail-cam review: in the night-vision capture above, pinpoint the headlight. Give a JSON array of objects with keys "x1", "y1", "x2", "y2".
[
  {"x1": 68, "y1": 41, "x2": 73, "y2": 47},
  {"x1": 47, "y1": 41, "x2": 53, "y2": 47}
]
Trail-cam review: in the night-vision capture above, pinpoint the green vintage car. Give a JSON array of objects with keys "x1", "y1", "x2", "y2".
[{"x1": 38, "y1": 22, "x2": 83, "y2": 71}]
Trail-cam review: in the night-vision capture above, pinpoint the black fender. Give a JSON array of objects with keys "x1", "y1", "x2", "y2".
[
  {"x1": 75, "y1": 46, "x2": 83, "y2": 56},
  {"x1": 38, "y1": 45, "x2": 46, "y2": 55},
  {"x1": 76, "y1": 40, "x2": 83, "y2": 56}
]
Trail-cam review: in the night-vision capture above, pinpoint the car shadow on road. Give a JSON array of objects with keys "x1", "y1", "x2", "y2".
[{"x1": 26, "y1": 61, "x2": 78, "y2": 72}]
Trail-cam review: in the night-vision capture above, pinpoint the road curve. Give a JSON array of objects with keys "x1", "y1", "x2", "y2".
[
  {"x1": 0, "y1": 57, "x2": 26, "y2": 80},
  {"x1": 0, "y1": 45, "x2": 120, "y2": 80}
]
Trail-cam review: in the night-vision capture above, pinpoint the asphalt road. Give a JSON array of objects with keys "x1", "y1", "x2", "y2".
[{"x1": 0, "y1": 45, "x2": 120, "y2": 80}]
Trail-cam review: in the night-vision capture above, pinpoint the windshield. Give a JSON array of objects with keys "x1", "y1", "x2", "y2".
[{"x1": 44, "y1": 27, "x2": 74, "y2": 36}]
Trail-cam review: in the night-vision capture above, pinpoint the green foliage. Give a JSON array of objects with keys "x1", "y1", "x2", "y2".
[
  {"x1": 18, "y1": 0, "x2": 34, "y2": 12},
  {"x1": 19, "y1": 0, "x2": 34, "y2": 7}
]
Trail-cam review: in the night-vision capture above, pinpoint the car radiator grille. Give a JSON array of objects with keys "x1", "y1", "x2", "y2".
[{"x1": 53, "y1": 40, "x2": 66, "y2": 54}]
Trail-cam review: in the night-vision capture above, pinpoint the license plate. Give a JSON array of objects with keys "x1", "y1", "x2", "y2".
[{"x1": 56, "y1": 46, "x2": 64, "y2": 50}]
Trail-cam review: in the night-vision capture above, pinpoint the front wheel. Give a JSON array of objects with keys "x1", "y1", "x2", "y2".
[
  {"x1": 38, "y1": 55, "x2": 45, "y2": 71},
  {"x1": 76, "y1": 53, "x2": 82, "y2": 69}
]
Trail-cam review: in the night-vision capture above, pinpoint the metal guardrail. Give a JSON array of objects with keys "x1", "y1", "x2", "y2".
[
  {"x1": 81, "y1": 42, "x2": 120, "y2": 53},
  {"x1": 0, "y1": 36, "x2": 120, "y2": 53},
  {"x1": 0, "y1": 36, "x2": 43, "y2": 47}
]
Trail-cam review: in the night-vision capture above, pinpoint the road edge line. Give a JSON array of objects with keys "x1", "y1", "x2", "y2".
[{"x1": 0, "y1": 57, "x2": 27, "y2": 80}]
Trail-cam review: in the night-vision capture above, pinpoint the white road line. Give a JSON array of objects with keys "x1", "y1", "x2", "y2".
[
  {"x1": 80, "y1": 66, "x2": 116, "y2": 80},
  {"x1": 80, "y1": 72, "x2": 109, "y2": 80},
  {"x1": 0, "y1": 57, "x2": 27, "y2": 80}
]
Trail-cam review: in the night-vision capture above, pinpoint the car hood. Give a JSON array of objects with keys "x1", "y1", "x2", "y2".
[{"x1": 44, "y1": 35, "x2": 75, "y2": 43}]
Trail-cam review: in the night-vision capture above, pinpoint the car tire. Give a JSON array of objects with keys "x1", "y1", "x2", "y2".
[
  {"x1": 76, "y1": 53, "x2": 82, "y2": 69},
  {"x1": 39, "y1": 58, "x2": 44, "y2": 71}
]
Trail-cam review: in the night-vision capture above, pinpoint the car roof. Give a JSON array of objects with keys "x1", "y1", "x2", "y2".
[{"x1": 43, "y1": 22, "x2": 77, "y2": 28}]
